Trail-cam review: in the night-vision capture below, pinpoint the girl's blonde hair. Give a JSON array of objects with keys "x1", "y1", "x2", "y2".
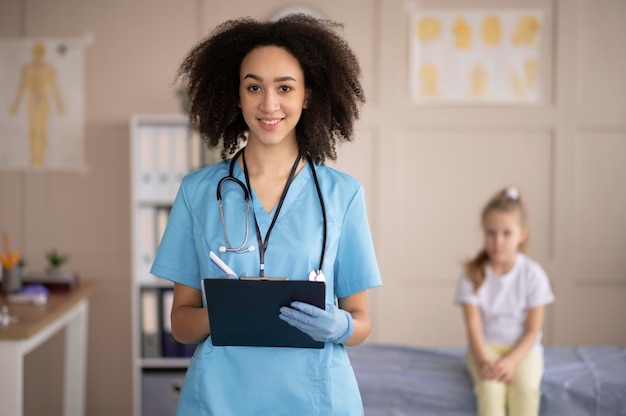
[{"x1": 464, "y1": 186, "x2": 528, "y2": 293}]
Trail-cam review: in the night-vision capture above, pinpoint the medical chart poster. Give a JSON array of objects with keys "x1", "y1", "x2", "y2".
[
  {"x1": 409, "y1": 9, "x2": 545, "y2": 104},
  {"x1": 0, "y1": 38, "x2": 85, "y2": 171}
]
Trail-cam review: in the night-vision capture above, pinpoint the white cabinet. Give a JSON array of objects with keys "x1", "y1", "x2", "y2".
[{"x1": 130, "y1": 114, "x2": 218, "y2": 416}]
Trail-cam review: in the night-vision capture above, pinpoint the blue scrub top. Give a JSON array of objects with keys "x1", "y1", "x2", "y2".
[{"x1": 151, "y1": 157, "x2": 382, "y2": 415}]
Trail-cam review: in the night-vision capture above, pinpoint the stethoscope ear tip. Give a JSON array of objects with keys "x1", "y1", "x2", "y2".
[
  {"x1": 247, "y1": 246, "x2": 255, "y2": 252},
  {"x1": 219, "y1": 246, "x2": 227, "y2": 253}
]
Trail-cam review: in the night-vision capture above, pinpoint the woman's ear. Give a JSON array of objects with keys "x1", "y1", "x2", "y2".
[{"x1": 303, "y1": 89, "x2": 311, "y2": 109}]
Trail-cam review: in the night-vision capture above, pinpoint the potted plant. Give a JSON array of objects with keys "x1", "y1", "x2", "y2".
[{"x1": 46, "y1": 248, "x2": 69, "y2": 275}]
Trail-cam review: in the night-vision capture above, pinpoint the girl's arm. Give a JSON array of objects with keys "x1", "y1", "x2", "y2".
[
  {"x1": 495, "y1": 305, "x2": 545, "y2": 382},
  {"x1": 338, "y1": 290, "x2": 372, "y2": 346},
  {"x1": 462, "y1": 303, "x2": 489, "y2": 362},
  {"x1": 170, "y1": 282, "x2": 211, "y2": 344},
  {"x1": 462, "y1": 303, "x2": 497, "y2": 379}
]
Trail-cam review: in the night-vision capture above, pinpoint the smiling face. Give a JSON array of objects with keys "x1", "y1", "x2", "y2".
[
  {"x1": 482, "y1": 209, "x2": 527, "y2": 275},
  {"x1": 239, "y1": 46, "x2": 308, "y2": 150}
]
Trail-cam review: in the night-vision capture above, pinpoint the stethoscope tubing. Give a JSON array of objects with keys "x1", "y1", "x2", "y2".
[
  {"x1": 216, "y1": 175, "x2": 250, "y2": 253},
  {"x1": 308, "y1": 158, "x2": 327, "y2": 273},
  {"x1": 216, "y1": 148, "x2": 327, "y2": 276}
]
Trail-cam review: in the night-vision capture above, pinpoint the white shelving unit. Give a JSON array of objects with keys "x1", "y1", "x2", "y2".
[{"x1": 130, "y1": 114, "x2": 217, "y2": 416}]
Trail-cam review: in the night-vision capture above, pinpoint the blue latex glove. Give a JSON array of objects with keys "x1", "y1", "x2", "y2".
[{"x1": 279, "y1": 301, "x2": 354, "y2": 344}]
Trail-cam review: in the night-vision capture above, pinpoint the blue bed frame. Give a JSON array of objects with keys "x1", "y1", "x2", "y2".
[{"x1": 349, "y1": 344, "x2": 626, "y2": 416}]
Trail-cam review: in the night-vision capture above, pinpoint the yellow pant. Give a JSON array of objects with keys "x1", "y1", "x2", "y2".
[{"x1": 466, "y1": 344, "x2": 543, "y2": 416}]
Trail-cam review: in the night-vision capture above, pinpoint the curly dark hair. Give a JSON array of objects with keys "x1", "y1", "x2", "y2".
[{"x1": 176, "y1": 13, "x2": 365, "y2": 163}]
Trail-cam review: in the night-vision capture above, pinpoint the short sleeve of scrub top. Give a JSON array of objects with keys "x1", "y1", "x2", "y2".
[
  {"x1": 334, "y1": 185, "x2": 381, "y2": 297},
  {"x1": 150, "y1": 177, "x2": 203, "y2": 289}
]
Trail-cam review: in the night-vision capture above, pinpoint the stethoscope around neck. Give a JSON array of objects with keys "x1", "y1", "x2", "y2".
[
  {"x1": 216, "y1": 174, "x2": 252, "y2": 253},
  {"x1": 216, "y1": 148, "x2": 327, "y2": 278}
]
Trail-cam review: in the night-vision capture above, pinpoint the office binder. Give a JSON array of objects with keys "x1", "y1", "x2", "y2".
[
  {"x1": 141, "y1": 288, "x2": 162, "y2": 358},
  {"x1": 160, "y1": 288, "x2": 180, "y2": 357},
  {"x1": 135, "y1": 126, "x2": 155, "y2": 201},
  {"x1": 178, "y1": 342, "x2": 196, "y2": 357},
  {"x1": 202, "y1": 278, "x2": 326, "y2": 349},
  {"x1": 135, "y1": 206, "x2": 156, "y2": 281}
]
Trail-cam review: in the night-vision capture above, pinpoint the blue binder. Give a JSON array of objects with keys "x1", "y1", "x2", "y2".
[{"x1": 160, "y1": 288, "x2": 180, "y2": 357}]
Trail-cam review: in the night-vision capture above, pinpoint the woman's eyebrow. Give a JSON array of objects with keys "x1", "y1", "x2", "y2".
[
  {"x1": 274, "y1": 76, "x2": 297, "y2": 82},
  {"x1": 242, "y1": 74, "x2": 297, "y2": 82}
]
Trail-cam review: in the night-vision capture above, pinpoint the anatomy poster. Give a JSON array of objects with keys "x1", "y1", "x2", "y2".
[
  {"x1": 409, "y1": 9, "x2": 545, "y2": 104},
  {"x1": 0, "y1": 38, "x2": 85, "y2": 170}
]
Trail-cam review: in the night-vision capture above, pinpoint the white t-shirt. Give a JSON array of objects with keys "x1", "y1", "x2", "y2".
[{"x1": 454, "y1": 253, "x2": 555, "y2": 352}]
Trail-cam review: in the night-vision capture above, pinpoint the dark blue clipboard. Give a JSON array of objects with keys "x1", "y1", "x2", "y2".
[{"x1": 202, "y1": 278, "x2": 326, "y2": 349}]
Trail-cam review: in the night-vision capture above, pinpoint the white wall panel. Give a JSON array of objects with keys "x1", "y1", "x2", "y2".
[
  {"x1": 377, "y1": 284, "x2": 467, "y2": 346},
  {"x1": 574, "y1": 128, "x2": 626, "y2": 283},
  {"x1": 577, "y1": 0, "x2": 626, "y2": 113},
  {"x1": 554, "y1": 286, "x2": 626, "y2": 345}
]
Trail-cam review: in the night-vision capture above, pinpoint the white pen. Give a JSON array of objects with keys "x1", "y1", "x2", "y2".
[{"x1": 209, "y1": 250, "x2": 237, "y2": 277}]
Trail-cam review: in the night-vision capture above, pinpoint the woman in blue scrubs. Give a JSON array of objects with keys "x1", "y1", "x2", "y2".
[{"x1": 151, "y1": 14, "x2": 382, "y2": 415}]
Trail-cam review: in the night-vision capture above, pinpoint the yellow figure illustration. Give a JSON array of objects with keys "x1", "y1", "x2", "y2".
[
  {"x1": 453, "y1": 17, "x2": 471, "y2": 50},
  {"x1": 416, "y1": 17, "x2": 442, "y2": 42},
  {"x1": 419, "y1": 64, "x2": 441, "y2": 98},
  {"x1": 512, "y1": 15, "x2": 540, "y2": 46},
  {"x1": 9, "y1": 42, "x2": 66, "y2": 167},
  {"x1": 511, "y1": 59, "x2": 539, "y2": 97},
  {"x1": 482, "y1": 15, "x2": 502, "y2": 46},
  {"x1": 469, "y1": 65, "x2": 490, "y2": 97}
]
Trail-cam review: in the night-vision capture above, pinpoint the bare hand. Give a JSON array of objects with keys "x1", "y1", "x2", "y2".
[
  {"x1": 478, "y1": 360, "x2": 498, "y2": 380},
  {"x1": 493, "y1": 357, "x2": 516, "y2": 383}
]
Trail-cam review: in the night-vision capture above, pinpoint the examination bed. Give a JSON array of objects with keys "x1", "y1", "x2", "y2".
[{"x1": 349, "y1": 344, "x2": 626, "y2": 416}]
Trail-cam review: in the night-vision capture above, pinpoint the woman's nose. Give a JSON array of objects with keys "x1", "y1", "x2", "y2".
[{"x1": 261, "y1": 91, "x2": 279, "y2": 112}]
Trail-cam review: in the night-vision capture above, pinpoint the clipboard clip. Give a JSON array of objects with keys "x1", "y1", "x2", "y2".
[
  {"x1": 238, "y1": 276, "x2": 289, "y2": 281},
  {"x1": 308, "y1": 270, "x2": 326, "y2": 282}
]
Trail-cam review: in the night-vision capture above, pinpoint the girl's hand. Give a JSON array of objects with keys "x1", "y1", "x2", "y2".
[
  {"x1": 493, "y1": 357, "x2": 516, "y2": 383},
  {"x1": 478, "y1": 360, "x2": 498, "y2": 380}
]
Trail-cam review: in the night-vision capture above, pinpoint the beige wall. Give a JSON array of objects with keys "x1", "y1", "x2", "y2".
[{"x1": 0, "y1": 0, "x2": 624, "y2": 415}]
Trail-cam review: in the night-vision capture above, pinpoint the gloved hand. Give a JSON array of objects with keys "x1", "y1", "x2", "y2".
[{"x1": 278, "y1": 301, "x2": 354, "y2": 344}]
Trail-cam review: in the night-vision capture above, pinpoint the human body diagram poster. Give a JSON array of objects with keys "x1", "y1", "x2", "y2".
[
  {"x1": 0, "y1": 38, "x2": 85, "y2": 170},
  {"x1": 409, "y1": 9, "x2": 544, "y2": 104}
]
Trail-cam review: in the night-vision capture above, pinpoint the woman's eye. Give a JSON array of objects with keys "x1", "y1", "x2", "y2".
[
  {"x1": 279, "y1": 85, "x2": 292, "y2": 93},
  {"x1": 248, "y1": 85, "x2": 260, "y2": 92}
]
